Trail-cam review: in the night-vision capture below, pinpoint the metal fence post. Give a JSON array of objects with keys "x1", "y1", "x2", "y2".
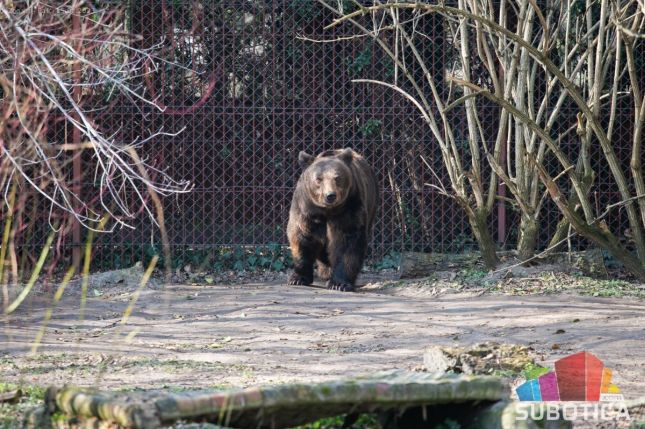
[{"x1": 72, "y1": 6, "x2": 82, "y2": 268}]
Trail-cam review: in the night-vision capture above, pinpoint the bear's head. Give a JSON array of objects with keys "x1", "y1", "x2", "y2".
[{"x1": 298, "y1": 148, "x2": 354, "y2": 209}]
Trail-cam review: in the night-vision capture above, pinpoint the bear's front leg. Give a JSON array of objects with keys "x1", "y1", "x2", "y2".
[
  {"x1": 288, "y1": 234, "x2": 318, "y2": 286},
  {"x1": 326, "y1": 226, "x2": 367, "y2": 292}
]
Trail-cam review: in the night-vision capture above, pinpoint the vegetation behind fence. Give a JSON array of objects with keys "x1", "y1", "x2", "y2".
[{"x1": 1, "y1": 0, "x2": 640, "y2": 273}]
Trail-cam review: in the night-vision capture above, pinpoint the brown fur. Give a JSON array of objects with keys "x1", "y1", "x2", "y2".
[{"x1": 287, "y1": 148, "x2": 377, "y2": 292}]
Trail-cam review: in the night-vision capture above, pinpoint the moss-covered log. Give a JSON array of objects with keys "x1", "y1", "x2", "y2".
[
  {"x1": 25, "y1": 368, "x2": 610, "y2": 428},
  {"x1": 29, "y1": 371, "x2": 507, "y2": 429}
]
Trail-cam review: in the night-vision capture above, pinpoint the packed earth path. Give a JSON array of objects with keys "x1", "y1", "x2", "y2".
[{"x1": 1, "y1": 274, "x2": 644, "y2": 401}]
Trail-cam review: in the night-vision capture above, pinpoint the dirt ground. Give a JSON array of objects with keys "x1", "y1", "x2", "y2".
[{"x1": 2, "y1": 267, "x2": 644, "y2": 403}]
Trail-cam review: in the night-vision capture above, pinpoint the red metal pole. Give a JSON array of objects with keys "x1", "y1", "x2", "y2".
[
  {"x1": 72, "y1": 6, "x2": 82, "y2": 267},
  {"x1": 497, "y1": 64, "x2": 507, "y2": 245},
  {"x1": 497, "y1": 137, "x2": 507, "y2": 244}
]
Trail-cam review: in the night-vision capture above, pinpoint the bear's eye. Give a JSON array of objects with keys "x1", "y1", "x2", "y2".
[{"x1": 315, "y1": 177, "x2": 322, "y2": 184}]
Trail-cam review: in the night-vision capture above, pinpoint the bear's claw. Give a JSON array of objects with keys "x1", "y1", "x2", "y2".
[
  {"x1": 326, "y1": 280, "x2": 355, "y2": 292},
  {"x1": 287, "y1": 274, "x2": 313, "y2": 286}
]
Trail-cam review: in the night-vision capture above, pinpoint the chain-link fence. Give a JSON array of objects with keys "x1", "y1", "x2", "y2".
[{"x1": 78, "y1": 0, "x2": 634, "y2": 269}]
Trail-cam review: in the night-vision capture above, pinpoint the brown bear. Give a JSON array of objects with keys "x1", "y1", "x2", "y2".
[{"x1": 287, "y1": 148, "x2": 377, "y2": 292}]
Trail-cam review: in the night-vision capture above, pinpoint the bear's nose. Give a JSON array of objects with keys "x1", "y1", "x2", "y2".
[{"x1": 325, "y1": 193, "x2": 337, "y2": 203}]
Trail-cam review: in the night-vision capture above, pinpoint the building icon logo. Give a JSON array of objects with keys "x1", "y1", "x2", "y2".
[{"x1": 516, "y1": 351, "x2": 623, "y2": 402}]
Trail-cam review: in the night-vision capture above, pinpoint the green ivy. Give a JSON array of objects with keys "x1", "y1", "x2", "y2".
[
  {"x1": 91, "y1": 243, "x2": 407, "y2": 274},
  {"x1": 435, "y1": 419, "x2": 462, "y2": 429},
  {"x1": 372, "y1": 251, "x2": 401, "y2": 270},
  {"x1": 290, "y1": 0, "x2": 323, "y2": 20},
  {"x1": 360, "y1": 118, "x2": 382, "y2": 138},
  {"x1": 346, "y1": 47, "x2": 372, "y2": 75},
  {"x1": 211, "y1": 243, "x2": 292, "y2": 272},
  {"x1": 291, "y1": 413, "x2": 380, "y2": 428},
  {"x1": 522, "y1": 363, "x2": 550, "y2": 380}
]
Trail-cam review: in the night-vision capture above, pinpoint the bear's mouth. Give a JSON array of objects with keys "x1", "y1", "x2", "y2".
[{"x1": 318, "y1": 198, "x2": 343, "y2": 209}]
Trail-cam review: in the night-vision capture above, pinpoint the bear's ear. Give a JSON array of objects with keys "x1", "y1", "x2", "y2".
[
  {"x1": 338, "y1": 148, "x2": 353, "y2": 165},
  {"x1": 298, "y1": 151, "x2": 314, "y2": 169}
]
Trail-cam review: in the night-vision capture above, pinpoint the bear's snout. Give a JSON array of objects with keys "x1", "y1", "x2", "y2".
[{"x1": 325, "y1": 192, "x2": 337, "y2": 203}]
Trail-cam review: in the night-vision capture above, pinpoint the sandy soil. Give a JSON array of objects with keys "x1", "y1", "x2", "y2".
[{"x1": 2, "y1": 275, "x2": 644, "y2": 401}]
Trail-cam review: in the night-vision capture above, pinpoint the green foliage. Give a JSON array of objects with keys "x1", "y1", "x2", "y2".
[
  {"x1": 290, "y1": 0, "x2": 323, "y2": 20},
  {"x1": 50, "y1": 411, "x2": 68, "y2": 422},
  {"x1": 91, "y1": 242, "x2": 293, "y2": 273},
  {"x1": 383, "y1": 58, "x2": 396, "y2": 79},
  {"x1": 402, "y1": 204, "x2": 417, "y2": 227},
  {"x1": 292, "y1": 413, "x2": 380, "y2": 429},
  {"x1": 339, "y1": 0, "x2": 361, "y2": 15},
  {"x1": 372, "y1": 251, "x2": 401, "y2": 270},
  {"x1": 222, "y1": 7, "x2": 254, "y2": 31},
  {"x1": 456, "y1": 138, "x2": 471, "y2": 155},
  {"x1": 213, "y1": 243, "x2": 292, "y2": 272},
  {"x1": 570, "y1": 0, "x2": 585, "y2": 17},
  {"x1": 451, "y1": 234, "x2": 476, "y2": 252},
  {"x1": 577, "y1": 278, "x2": 642, "y2": 298},
  {"x1": 602, "y1": 250, "x2": 624, "y2": 269},
  {"x1": 360, "y1": 118, "x2": 382, "y2": 138},
  {"x1": 0, "y1": 383, "x2": 46, "y2": 429},
  {"x1": 400, "y1": 203, "x2": 422, "y2": 245},
  {"x1": 0, "y1": 383, "x2": 45, "y2": 399},
  {"x1": 346, "y1": 47, "x2": 372, "y2": 75},
  {"x1": 92, "y1": 244, "x2": 150, "y2": 271},
  {"x1": 460, "y1": 267, "x2": 488, "y2": 280},
  {"x1": 435, "y1": 418, "x2": 462, "y2": 429},
  {"x1": 491, "y1": 369, "x2": 519, "y2": 378},
  {"x1": 522, "y1": 363, "x2": 550, "y2": 380},
  {"x1": 220, "y1": 147, "x2": 232, "y2": 159}
]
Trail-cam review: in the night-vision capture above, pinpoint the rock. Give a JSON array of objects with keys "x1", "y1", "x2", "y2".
[
  {"x1": 70, "y1": 262, "x2": 159, "y2": 290},
  {"x1": 423, "y1": 347, "x2": 458, "y2": 374},
  {"x1": 0, "y1": 389, "x2": 20, "y2": 403},
  {"x1": 400, "y1": 252, "x2": 481, "y2": 278},
  {"x1": 423, "y1": 343, "x2": 534, "y2": 376}
]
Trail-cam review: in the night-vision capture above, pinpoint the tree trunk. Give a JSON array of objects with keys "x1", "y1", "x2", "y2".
[
  {"x1": 593, "y1": 228, "x2": 645, "y2": 281},
  {"x1": 517, "y1": 214, "x2": 538, "y2": 261},
  {"x1": 538, "y1": 167, "x2": 645, "y2": 281},
  {"x1": 548, "y1": 167, "x2": 594, "y2": 249},
  {"x1": 548, "y1": 216, "x2": 570, "y2": 250},
  {"x1": 467, "y1": 210, "x2": 499, "y2": 269}
]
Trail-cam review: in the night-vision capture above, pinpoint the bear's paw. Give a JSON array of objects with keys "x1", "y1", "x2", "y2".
[
  {"x1": 287, "y1": 273, "x2": 313, "y2": 286},
  {"x1": 326, "y1": 280, "x2": 355, "y2": 292}
]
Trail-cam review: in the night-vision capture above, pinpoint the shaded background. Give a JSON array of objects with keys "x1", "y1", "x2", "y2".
[{"x1": 75, "y1": 0, "x2": 635, "y2": 269}]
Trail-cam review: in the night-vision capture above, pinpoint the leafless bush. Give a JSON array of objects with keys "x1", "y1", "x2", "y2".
[
  {"x1": 323, "y1": 1, "x2": 644, "y2": 279},
  {"x1": 316, "y1": 0, "x2": 501, "y2": 268},
  {"x1": 0, "y1": 0, "x2": 190, "y2": 310}
]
